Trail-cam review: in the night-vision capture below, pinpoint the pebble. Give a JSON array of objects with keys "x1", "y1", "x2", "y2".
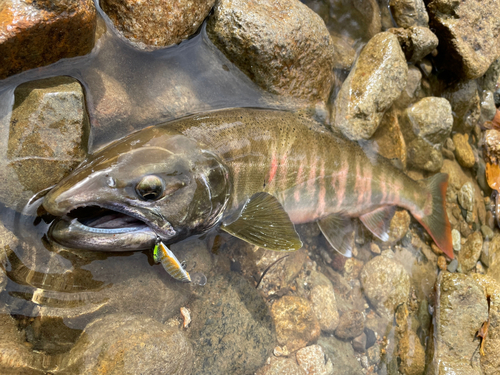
[
  {"x1": 447, "y1": 258, "x2": 458, "y2": 273},
  {"x1": 437, "y1": 256, "x2": 447, "y2": 271},
  {"x1": 360, "y1": 256, "x2": 410, "y2": 318},
  {"x1": 387, "y1": 210, "x2": 411, "y2": 243},
  {"x1": 370, "y1": 243, "x2": 381, "y2": 254},
  {"x1": 207, "y1": 0, "x2": 335, "y2": 102},
  {"x1": 351, "y1": 333, "x2": 367, "y2": 353},
  {"x1": 453, "y1": 133, "x2": 476, "y2": 168},
  {"x1": 295, "y1": 345, "x2": 334, "y2": 375},
  {"x1": 334, "y1": 310, "x2": 365, "y2": 340},
  {"x1": 458, "y1": 182, "x2": 475, "y2": 212},
  {"x1": 332, "y1": 32, "x2": 408, "y2": 141},
  {"x1": 481, "y1": 225, "x2": 495, "y2": 241},
  {"x1": 442, "y1": 80, "x2": 481, "y2": 134},
  {"x1": 407, "y1": 137, "x2": 443, "y2": 172},
  {"x1": 271, "y1": 296, "x2": 321, "y2": 352},
  {"x1": 310, "y1": 282, "x2": 340, "y2": 333},
  {"x1": 256, "y1": 357, "x2": 306, "y2": 375},
  {"x1": 390, "y1": 26, "x2": 439, "y2": 63},
  {"x1": 403, "y1": 97, "x2": 453, "y2": 146},
  {"x1": 367, "y1": 344, "x2": 381, "y2": 366},
  {"x1": 458, "y1": 231, "x2": 483, "y2": 273},
  {"x1": 389, "y1": 0, "x2": 429, "y2": 28}
]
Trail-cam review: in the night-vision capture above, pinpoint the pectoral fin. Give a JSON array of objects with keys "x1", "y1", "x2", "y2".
[
  {"x1": 359, "y1": 206, "x2": 396, "y2": 241},
  {"x1": 318, "y1": 213, "x2": 355, "y2": 257},
  {"x1": 221, "y1": 192, "x2": 302, "y2": 251}
]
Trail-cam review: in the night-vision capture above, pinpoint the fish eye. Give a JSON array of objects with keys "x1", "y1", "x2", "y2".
[{"x1": 136, "y1": 175, "x2": 165, "y2": 201}]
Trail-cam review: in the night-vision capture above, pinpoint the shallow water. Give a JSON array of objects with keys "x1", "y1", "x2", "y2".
[{"x1": 0, "y1": 1, "x2": 493, "y2": 374}]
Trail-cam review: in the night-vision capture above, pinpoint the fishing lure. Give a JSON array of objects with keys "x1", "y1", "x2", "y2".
[{"x1": 153, "y1": 240, "x2": 191, "y2": 283}]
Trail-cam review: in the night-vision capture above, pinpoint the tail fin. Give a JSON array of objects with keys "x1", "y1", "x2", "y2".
[{"x1": 414, "y1": 173, "x2": 454, "y2": 259}]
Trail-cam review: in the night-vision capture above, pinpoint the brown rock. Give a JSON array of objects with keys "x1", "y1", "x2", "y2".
[
  {"x1": 390, "y1": 0, "x2": 429, "y2": 28},
  {"x1": 458, "y1": 232, "x2": 483, "y2": 273},
  {"x1": 256, "y1": 357, "x2": 306, "y2": 375},
  {"x1": 0, "y1": 0, "x2": 96, "y2": 79},
  {"x1": 453, "y1": 133, "x2": 476, "y2": 168},
  {"x1": 101, "y1": 0, "x2": 215, "y2": 49},
  {"x1": 295, "y1": 345, "x2": 333, "y2": 374},
  {"x1": 433, "y1": 272, "x2": 488, "y2": 374},
  {"x1": 387, "y1": 209, "x2": 411, "y2": 244},
  {"x1": 334, "y1": 310, "x2": 365, "y2": 340},
  {"x1": 484, "y1": 129, "x2": 500, "y2": 164},
  {"x1": 332, "y1": 32, "x2": 408, "y2": 140},
  {"x1": 398, "y1": 329, "x2": 426, "y2": 375},
  {"x1": 442, "y1": 80, "x2": 481, "y2": 134},
  {"x1": 370, "y1": 108, "x2": 407, "y2": 168},
  {"x1": 271, "y1": 296, "x2": 321, "y2": 352},
  {"x1": 427, "y1": 0, "x2": 500, "y2": 79},
  {"x1": 0, "y1": 77, "x2": 90, "y2": 210},
  {"x1": 407, "y1": 137, "x2": 443, "y2": 172},
  {"x1": 207, "y1": 0, "x2": 335, "y2": 102}
]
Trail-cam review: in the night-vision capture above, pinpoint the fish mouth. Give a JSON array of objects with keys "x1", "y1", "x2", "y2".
[{"x1": 48, "y1": 205, "x2": 162, "y2": 251}]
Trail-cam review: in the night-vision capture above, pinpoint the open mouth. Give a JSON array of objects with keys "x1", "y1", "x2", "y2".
[
  {"x1": 48, "y1": 205, "x2": 159, "y2": 251},
  {"x1": 67, "y1": 206, "x2": 150, "y2": 233}
]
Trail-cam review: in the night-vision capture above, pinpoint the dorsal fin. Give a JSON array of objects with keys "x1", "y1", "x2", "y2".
[
  {"x1": 359, "y1": 206, "x2": 396, "y2": 241},
  {"x1": 221, "y1": 192, "x2": 302, "y2": 251},
  {"x1": 318, "y1": 213, "x2": 355, "y2": 257}
]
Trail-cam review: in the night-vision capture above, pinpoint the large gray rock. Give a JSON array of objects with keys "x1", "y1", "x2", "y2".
[
  {"x1": 0, "y1": 0, "x2": 96, "y2": 79},
  {"x1": 332, "y1": 32, "x2": 408, "y2": 140},
  {"x1": 0, "y1": 77, "x2": 90, "y2": 211},
  {"x1": 207, "y1": 0, "x2": 335, "y2": 102},
  {"x1": 389, "y1": 0, "x2": 429, "y2": 28},
  {"x1": 427, "y1": 0, "x2": 500, "y2": 79},
  {"x1": 403, "y1": 97, "x2": 453, "y2": 146},
  {"x1": 432, "y1": 272, "x2": 488, "y2": 374},
  {"x1": 101, "y1": 0, "x2": 215, "y2": 49},
  {"x1": 188, "y1": 272, "x2": 275, "y2": 375},
  {"x1": 360, "y1": 254, "x2": 410, "y2": 318},
  {"x1": 60, "y1": 314, "x2": 193, "y2": 374}
]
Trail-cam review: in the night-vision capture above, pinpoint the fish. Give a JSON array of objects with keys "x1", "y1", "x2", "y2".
[
  {"x1": 43, "y1": 108, "x2": 454, "y2": 259},
  {"x1": 153, "y1": 240, "x2": 191, "y2": 283}
]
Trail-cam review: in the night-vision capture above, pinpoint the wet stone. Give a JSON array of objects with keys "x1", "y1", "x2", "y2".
[
  {"x1": 317, "y1": 335, "x2": 364, "y2": 375},
  {"x1": 352, "y1": 333, "x2": 367, "y2": 353},
  {"x1": 407, "y1": 137, "x2": 443, "y2": 172},
  {"x1": 1, "y1": 77, "x2": 90, "y2": 210},
  {"x1": 447, "y1": 258, "x2": 458, "y2": 273},
  {"x1": 310, "y1": 282, "x2": 340, "y2": 333},
  {"x1": 487, "y1": 234, "x2": 500, "y2": 282},
  {"x1": 442, "y1": 80, "x2": 481, "y2": 134},
  {"x1": 458, "y1": 231, "x2": 483, "y2": 273},
  {"x1": 332, "y1": 32, "x2": 408, "y2": 141},
  {"x1": 390, "y1": 26, "x2": 439, "y2": 63},
  {"x1": 458, "y1": 181, "x2": 475, "y2": 212},
  {"x1": 433, "y1": 272, "x2": 488, "y2": 374},
  {"x1": 370, "y1": 108, "x2": 407, "y2": 168},
  {"x1": 334, "y1": 310, "x2": 365, "y2": 340},
  {"x1": 101, "y1": 0, "x2": 215, "y2": 49},
  {"x1": 403, "y1": 97, "x2": 453, "y2": 146},
  {"x1": 360, "y1": 255, "x2": 410, "y2": 318},
  {"x1": 480, "y1": 90, "x2": 497, "y2": 124},
  {"x1": 0, "y1": 0, "x2": 96, "y2": 79},
  {"x1": 60, "y1": 314, "x2": 193, "y2": 374},
  {"x1": 187, "y1": 272, "x2": 275, "y2": 375},
  {"x1": 256, "y1": 357, "x2": 306, "y2": 375},
  {"x1": 453, "y1": 133, "x2": 476, "y2": 168},
  {"x1": 481, "y1": 225, "x2": 494, "y2": 241},
  {"x1": 484, "y1": 129, "x2": 500, "y2": 164},
  {"x1": 427, "y1": 0, "x2": 500, "y2": 79},
  {"x1": 207, "y1": 0, "x2": 335, "y2": 102},
  {"x1": 271, "y1": 295, "x2": 321, "y2": 353},
  {"x1": 389, "y1": 0, "x2": 428, "y2": 28},
  {"x1": 295, "y1": 345, "x2": 333, "y2": 375},
  {"x1": 387, "y1": 209, "x2": 411, "y2": 244},
  {"x1": 398, "y1": 329, "x2": 426, "y2": 375}
]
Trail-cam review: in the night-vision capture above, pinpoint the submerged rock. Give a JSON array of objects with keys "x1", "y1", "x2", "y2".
[
  {"x1": 188, "y1": 272, "x2": 275, "y2": 375},
  {"x1": 403, "y1": 97, "x2": 452, "y2": 146},
  {"x1": 0, "y1": 222, "x2": 18, "y2": 292},
  {"x1": 61, "y1": 314, "x2": 193, "y2": 374},
  {"x1": 0, "y1": 77, "x2": 90, "y2": 210},
  {"x1": 0, "y1": 0, "x2": 96, "y2": 79},
  {"x1": 318, "y1": 335, "x2": 364, "y2": 374},
  {"x1": 332, "y1": 32, "x2": 408, "y2": 140},
  {"x1": 256, "y1": 357, "x2": 306, "y2": 375},
  {"x1": 334, "y1": 310, "x2": 364, "y2": 340},
  {"x1": 360, "y1": 254, "x2": 410, "y2": 318},
  {"x1": 407, "y1": 137, "x2": 443, "y2": 172},
  {"x1": 389, "y1": 0, "x2": 429, "y2": 28},
  {"x1": 427, "y1": 0, "x2": 500, "y2": 79},
  {"x1": 442, "y1": 80, "x2": 481, "y2": 134},
  {"x1": 453, "y1": 133, "x2": 476, "y2": 168},
  {"x1": 295, "y1": 345, "x2": 333, "y2": 375},
  {"x1": 433, "y1": 272, "x2": 488, "y2": 374},
  {"x1": 390, "y1": 26, "x2": 438, "y2": 63},
  {"x1": 271, "y1": 295, "x2": 321, "y2": 353},
  {"x1": 101, "y1": 0, "x2": 215, "y2": 49},
  {"x1": 207, "y1": 0, "x2": 335, "y2": 102}
]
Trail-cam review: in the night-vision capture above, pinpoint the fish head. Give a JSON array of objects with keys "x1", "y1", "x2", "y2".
[{"x1": 43, "y1": 128, "x2": 231, "y2": 251}]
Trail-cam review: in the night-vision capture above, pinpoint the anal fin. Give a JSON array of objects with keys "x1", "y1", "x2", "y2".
[
  {"x1": 221, "y1": 192, "x2": 302, "y2": 251},
  {"x1": 359, "y1": 206, "x2": 396, "y2": 242},
  {"x1": 318, "y1": 213, "x2": 356, "y2": 257}
]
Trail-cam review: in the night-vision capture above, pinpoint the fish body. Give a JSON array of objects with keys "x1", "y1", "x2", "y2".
[{"x1": 43, "y1": 108, "x2": 453, "y2": 258}]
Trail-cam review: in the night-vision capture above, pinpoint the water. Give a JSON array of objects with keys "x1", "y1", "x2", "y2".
[{"x1": 0, "y1": 1, "x2": 494, "y2": 374}]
